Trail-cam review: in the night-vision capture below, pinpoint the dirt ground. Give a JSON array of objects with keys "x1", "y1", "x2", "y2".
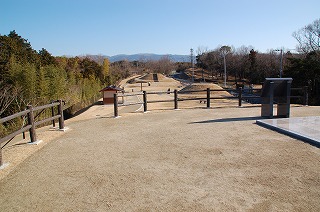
[{"x1": 0, "y1": 74, "x2": 320, "y2": 211}]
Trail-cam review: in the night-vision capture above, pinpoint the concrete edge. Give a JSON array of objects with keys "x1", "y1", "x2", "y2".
[
  {"x1": 0, "y1": 163, "x2": 9, "y2": 170},
  {"x1": 256, "y1": 120, "x2": 320, "y2": 147},
  {"x1": 49, "y1": 127, "x2": 69, "y2": 132},
  {"x1": 28, "y1": 140, "x2": 43, "y2": 145}
]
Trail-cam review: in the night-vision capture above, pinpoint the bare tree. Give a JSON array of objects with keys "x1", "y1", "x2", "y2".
[
  {"x1": 293, "y1": 18, "x2": 320, "y2": 53},
  {"x1": 0, "y1": 82, "x2": 20, "y2": 116},
  {"x1": 196, "y1": 46, "x2": 209, "y2": 56},
  {"x1": 158, "y1": 56, "x2": 174, "y2": 75}
]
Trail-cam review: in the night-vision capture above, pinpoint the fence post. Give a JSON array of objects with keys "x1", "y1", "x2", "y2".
[
  {"x1": 27, "y1": 105, "x2": 37, "y2": 143},
  {"x1": 0, "y1": 147, "x2": 2, "y2": 167},
  {"x1": 143, "y1": 91, "x2": 147, "y2": 112},
  {"x1": 114, "y1": 93, "x2": 118, "y2": 117},
  {"x1": 303, "y1": 86, "x2": 308, "y2": 106},
  {"x1": 58, "y1": 100, "x2": 65, "y2": 130},
  {"x1": 207, "y1": 88, "x2": 210, "y2": 108},
  {"x1": 174, "y1": 89, "x2": 178, "y2": 109},
  {"x1": 51, "y1": 101, "x2": 55, "y2": 127},
  {"x1": 238, "y1": 87, "x2": 242, "y2": 107}
]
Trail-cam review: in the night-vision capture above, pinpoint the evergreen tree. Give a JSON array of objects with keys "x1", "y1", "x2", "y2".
[
  {"x1": 44, "y1": 65, "x2": 67, "y2": 101},
  {"x1": 248, "y1": 49, "x2": 259, "y2": 83},
  {"x1": 286, "y1": 51, "x2": 320, "y2": 105},
  {"x1": 39, "y1": 48, "x2": 57, "y2": 67},
  {"x1": 36, "y1": 67, "x2": 49, "y2": 103}
]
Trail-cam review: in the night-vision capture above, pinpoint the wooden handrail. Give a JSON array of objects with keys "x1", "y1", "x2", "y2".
[
  {"x1": 33, "y1": 102, "x2": 60, "y2": 111},
  {"x1": 34, "y1": 115, "x2": 61, "y2": 127},
  {"x1": 0, "y1": 110, "x2": 30, "y2": 124},
  {"x1": 0, "y1": 100, "x2": 66, "y2": 167},
  {"x1": 0, "y1": 125, "x2": 32, "y2": 145},
  {"x1": 113, "y1": 87, "x2": 307, "y2": 117}
]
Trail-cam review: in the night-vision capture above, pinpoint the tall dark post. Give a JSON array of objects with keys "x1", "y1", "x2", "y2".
[
  {"x1": 238, "y1": 87, "x2": 242, "y2": 107},
  {"x1": 51, "y1": 103, "x2": 55, "y2": 127},
  {"x1": 174, "y1": 89, "x2": 178, "y2": 109},
  {"x1": 27, "y1": 105, "x2": 37, "y2": 143},
  {"x1": 286, "y1": 81, "x2": 292, "y2": 118},
  {"x1": 0, "y1": 147, "x2": 3, "y2": 167},
  {"x1": 303, "y1": 86, "x2": 308, "y2": 106},
  {"x1": 58, "y1": 100, "x2": 65, "y2": 130},
  {"x1": 114, "y1": 93, "x2": 118, "y2": 117},
  {"x1": 143, "y1": 91, "x2": 147, "y2": 112},
  {"x1": 206, "y1": 88, "x2": 210, "y2": 108},
  {"x1": 269, "y1": 82, "x2": 274, "y2": 118}
]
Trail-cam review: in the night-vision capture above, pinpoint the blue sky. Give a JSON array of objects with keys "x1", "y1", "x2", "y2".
[{"x1": 1, "y1": 0, "x2": 319, "y2": 56}]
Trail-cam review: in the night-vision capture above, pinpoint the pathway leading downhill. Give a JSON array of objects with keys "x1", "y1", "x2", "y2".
[
  {"x1": 1, "y1": 74, "x2": 320, "y2": 211},
  {"x1": 0, "y1": 106, "x2": 319, "y2": 211}
]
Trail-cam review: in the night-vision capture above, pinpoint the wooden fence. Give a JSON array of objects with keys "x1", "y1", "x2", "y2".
[
  {"x1": 0, "y1": 100, "x2": 65, "y2": 167},
  {"x1": 113, "y1": 87, "x2": 308, "y2": 117}
]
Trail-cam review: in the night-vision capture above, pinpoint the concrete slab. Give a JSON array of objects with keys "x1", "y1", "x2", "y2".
[{"x1": 256, "y1": 116, "x2": 320, "y2": 146}]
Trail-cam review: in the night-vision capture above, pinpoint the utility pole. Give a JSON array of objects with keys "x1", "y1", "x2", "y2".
[
  {"x1": 273, "y1": 48, "x2": 296, "y2": 78},
  {"x1": 279, "y1": 49, "x2": 283, "y2": 78},
  {"x1": 219, "y1": 46, "x2": 231, "y2": 88},
  {"x1": 273, "y1": 49, "x2": 284, "y2": 78},
  {"x1": 223, "y1": 55, "x2": 227, "y2": 87},
  {"x1": 190, "y1": 48, "x2": 194, "y2": 82}
]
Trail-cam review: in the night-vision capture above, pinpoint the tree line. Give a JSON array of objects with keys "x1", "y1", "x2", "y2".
[
  {"x1": 0, "y1": 31, "x2": 110, "y2": 118},
  {"x1": 0, "y1": 18, "x2": 319, "y2": 125},
  {"x1": 195, "y1": 18, "x2": 320, "y2": 105},
  {"x1": 196, "y1": 45, "x2": 294, "y2": 84},
  {"x1": 0, "y1": 31, "x2": 144, "y2": 136},
  {"x1": 0, "y1": 31, "x2": 178, "y2": 123}
]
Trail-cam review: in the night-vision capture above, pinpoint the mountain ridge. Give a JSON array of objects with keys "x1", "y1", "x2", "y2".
[{"x1": 108, "y1": 53, "x2": 190, "y2": 62}]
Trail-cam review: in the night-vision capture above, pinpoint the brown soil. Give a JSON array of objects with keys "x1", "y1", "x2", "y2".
[
  {"x1": 179, "y1": 83, "x2": 232, "y2": 96},
  {"x1": 139, "y1": 73, "x2": 171, "y2": 82}
]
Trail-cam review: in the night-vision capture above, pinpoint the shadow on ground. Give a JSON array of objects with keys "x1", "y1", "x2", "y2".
[{"x1": 189, "y1": 116, "x2": 266, "y2": 124}]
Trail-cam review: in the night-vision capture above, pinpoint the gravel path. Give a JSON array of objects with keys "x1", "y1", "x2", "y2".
[
  {"x1": 0, "y1": 105, "x2": 319, "y2": 211},
  {"x1": 0, "y1": 75, "x2": 319, "y2": 211}
]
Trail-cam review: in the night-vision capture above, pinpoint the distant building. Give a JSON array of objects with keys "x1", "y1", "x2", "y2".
[{"x1": 99, "y1": 86, "x2": 123, "y2": 105}]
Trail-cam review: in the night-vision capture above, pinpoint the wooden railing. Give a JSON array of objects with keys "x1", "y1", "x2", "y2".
[
  {"x1": 113, "y1": 87, "x2": 308, "y2": 117},
  {"x1": 0, "y1": 100, "x2": 65, "y2": 167}
]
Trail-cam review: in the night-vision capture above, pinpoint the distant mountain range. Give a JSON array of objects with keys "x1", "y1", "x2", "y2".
[{"x1": 83, "y1": 53, "x2": 190, "y2": 63}]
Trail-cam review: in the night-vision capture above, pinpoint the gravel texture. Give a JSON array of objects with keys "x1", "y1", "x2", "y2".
[{"x1": 0, "y1": 75, "x2": 319, "y2": 211}]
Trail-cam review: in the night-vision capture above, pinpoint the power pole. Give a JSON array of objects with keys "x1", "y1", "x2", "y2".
[
  {"x1": 223, "y1": 55, "x2": 227, "y2": 87},
  {"x1": 273, "y1": 49, "x2": 284, "y2": 78},
  {"x1": 190, "y1": 48, "x2": 194, "y2": 82},
  {"x1": 279, "y1": 49, "x2": 283, "y2": 78}
]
